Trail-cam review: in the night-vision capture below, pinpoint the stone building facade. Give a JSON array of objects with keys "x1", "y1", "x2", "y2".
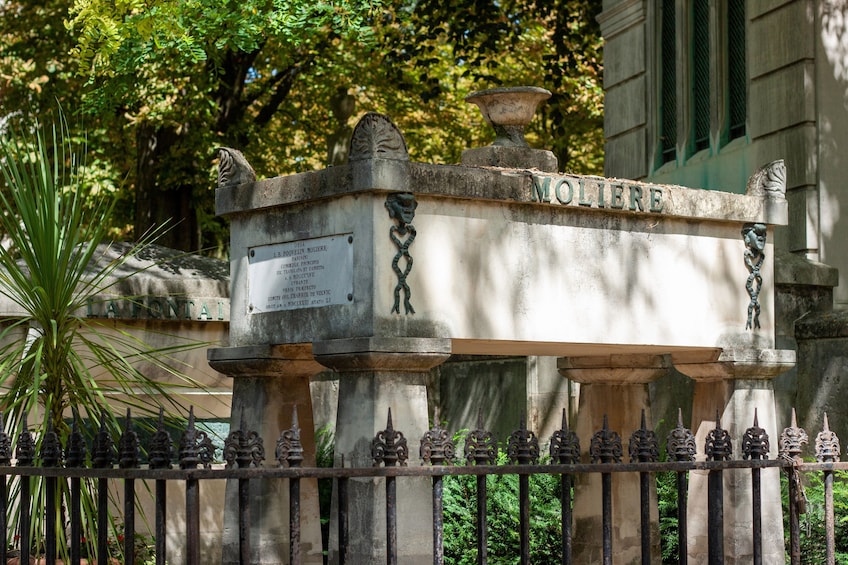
[{"x1": 599, "y1": 0, "x2": 848, "y2": 439}]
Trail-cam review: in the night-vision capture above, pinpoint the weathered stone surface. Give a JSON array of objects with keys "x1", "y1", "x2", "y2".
[
  {"x1": 750, "y1": 62, "x2": 816, "y2": 139},
  {"x1": 600, "y1": 22, "x2": 645, "y2": 87},
  {"x1": 603, "y1": 75, "x2": 646, "y2": 137},
  {"x1": 749, "y1": 1, "x2": 814, "y2": 79},
  {"x1": 795, "y1": 314, "x2": 848, "y2": 450},
  {"x1": 604, "y1": 127, "x2": 647, "y2": 180},
  {"x1": 461, "y1": 145, "x2": 558, "y2": 172}
]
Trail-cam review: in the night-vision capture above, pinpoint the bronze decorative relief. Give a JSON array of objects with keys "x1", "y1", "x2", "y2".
[
  {"x1": 386, "y1": 193, "x2": 417, "y2": 314},
  {"x1": 742, "y1": 222, "x2": 767, "y2": 330}
]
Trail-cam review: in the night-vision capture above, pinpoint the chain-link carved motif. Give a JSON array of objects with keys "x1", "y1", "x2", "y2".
[
  {"x1": 742, "y1": 222, "x2": 767, "y2": 330},
  {"x1": 386, "y1": 193, "x2": 417, "y2": 315}
]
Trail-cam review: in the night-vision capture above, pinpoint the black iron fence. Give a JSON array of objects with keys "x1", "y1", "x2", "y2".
[{"x1": 0, "y1": 406, "x2": 844, "y2": 565}]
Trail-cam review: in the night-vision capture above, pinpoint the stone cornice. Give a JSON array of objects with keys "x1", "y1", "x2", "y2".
[
  {"x1": 597, "y1": 0, "x2": 645, "y2": 39},
  {"x1": 216, "y1": 159, "x2": 788, "y2": 227}
]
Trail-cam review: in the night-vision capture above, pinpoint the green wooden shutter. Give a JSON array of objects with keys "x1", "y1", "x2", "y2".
[
  {"x1": 692, "y1": 0, "x2": 710, "y2": 152},
  {"x1": 660, "y1": 0, "x2": 677, "y2": 164},
  {"x1": 727, "y1": 0, "x2": 747, "y2": 140}
]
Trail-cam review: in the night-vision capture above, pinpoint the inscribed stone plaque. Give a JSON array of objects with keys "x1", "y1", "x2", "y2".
[{"x1": 248, "y1": 234, "x2": 353, "y2": 312}]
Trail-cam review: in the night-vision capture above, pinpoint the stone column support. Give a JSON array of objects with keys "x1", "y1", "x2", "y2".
[
  {"x1": 208, "y1": 344, "x2": 325, "y2": 565},
  {"x1": 673, "y1": 348, "x2": 795, "y2": 565},
  {"x1": 313, "y1": 337, "x2": 451, "y2": 565},
  {"x1": 558, "y1": 354, "x2": 670, "y2": 565}
]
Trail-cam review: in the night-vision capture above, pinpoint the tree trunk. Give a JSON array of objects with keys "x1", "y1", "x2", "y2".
[{"x1": 135, "y1": 124, "x2": 199, "y2": 251}]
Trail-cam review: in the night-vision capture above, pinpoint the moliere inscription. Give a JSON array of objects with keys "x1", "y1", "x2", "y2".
[{"x1": 531, "y1": 175, "x2": 664, "y2": 214}]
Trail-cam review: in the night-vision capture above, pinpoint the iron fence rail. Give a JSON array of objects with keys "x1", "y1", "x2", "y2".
[{"x1": 0, "y1": 406, "x2": 841, "y2": 565}]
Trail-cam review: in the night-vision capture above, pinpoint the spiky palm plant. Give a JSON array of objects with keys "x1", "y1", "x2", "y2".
[{"x1": 0, "y1": 112, "x2": 208, "y2": 559}]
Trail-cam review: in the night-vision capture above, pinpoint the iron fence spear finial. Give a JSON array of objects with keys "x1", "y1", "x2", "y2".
[
  {"x1": 0, "y1": 412, "x2": 12, "y2": 466},
  {"x1": 816, "y1": 413, "x2": 840, "y2": 463},
  {"x1": 743, "y1": 408, "x2": 770, "y2": 461},
  {"x1": 276, "y1": 406, "x2": 302, "y2": 468},
  {"x1": 550, "y1": 408, "x2": 580, "y2": 464}
]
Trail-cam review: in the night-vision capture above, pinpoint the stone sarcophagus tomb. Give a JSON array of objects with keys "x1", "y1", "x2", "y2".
[{"x1": 209, "y1": 89, "x2": 793, "y2": 565}]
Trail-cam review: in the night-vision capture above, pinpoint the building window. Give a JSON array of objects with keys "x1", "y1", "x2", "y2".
[
  {"x1": 660, "y1": 0, "x2": 677, "y2": 164},
  {"x1": 691, "y1": 0, "x2": 710, "y2": 153},
  {"x1": 727, "y1": 0, "x2": 747, "y2": 140}
]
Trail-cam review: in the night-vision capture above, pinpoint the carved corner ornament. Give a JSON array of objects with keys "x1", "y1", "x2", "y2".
[
  {"x1": 216, "y1": 147, "x2": 256, "y2": 189},
  {"x1": 742, "y1": 222, "x2": 767, "y2": 330},
  {"x1": 349, "y1": 112, "x2": 409, "y2": 162},
  {"x1": 746, "y1": 159, "x2": 786, "y2": 198},
  {"x1": 386, "y1": 192, "x2": 417, "y2": 315}
]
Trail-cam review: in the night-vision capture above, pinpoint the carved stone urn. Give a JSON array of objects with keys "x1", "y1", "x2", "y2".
[{"x1": 465, "y1": 86, "x2": 552, "y2": 147}]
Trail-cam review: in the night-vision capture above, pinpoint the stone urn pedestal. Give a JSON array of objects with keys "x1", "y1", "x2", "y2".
[{"x1": 461, "y1": 86, "x2": 558, "y2": 172}]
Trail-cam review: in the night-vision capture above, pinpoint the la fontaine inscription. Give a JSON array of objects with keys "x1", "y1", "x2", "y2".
[{"x1": 248, "y1": 234, "x2": 354, "y2": 313}]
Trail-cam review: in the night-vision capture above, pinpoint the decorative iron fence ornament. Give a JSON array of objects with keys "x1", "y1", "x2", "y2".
[
  {"x1": 372, "y1": 408, "x2": 409, "y2": 467},
  {"x1": 386, "y1": 193, "x2": 417, "y2": 315},
  {"x1": 420, "y1": 422, "x2": 455, "y2": 465},
  {"x1": 815, "y1": 413, "x2": 840, "y2": 463},
  {"x1": 742, "y1": 410, "x2": 770, "y2": 460},
  {"x1": 179, "y1": 407, "x2": 216, "y2": 469},
  {"x1": 507, "y1": 415, "x2": 540, "y2": 465},
  {"x1": 666, "y1": 409, "x2": 696, "y2": 461},
  {"x1": 65, "y1": 417, "x2": 87, "y2": 468},
  {"x1": 629, "y1": 410, "x2": 659, "y2": 463},
  {"x1": 779, "y1": 408, "x2": 809, "y2": 462},
  {"x1": 92, "y1": 414, "x2": 115, "y2": 469},
  {"x1": 779, "y1": 408, "x2": 809, "y2": 517},
  {"x1": 276, "y1": 407, "x2": 304, "y2": 468},
  {"x1": 0, "y1": 413, "x2": 10, "y2": 466},
  {"x1": 148, "y1": 407, "x2": 174, "y2": 469},
  {"x1": 465, "y1": 415, "x2": 498, "y2": 465},
  {"x1": 39, "y1": 420, "x2": 62, "y2": 468},
  {"x1": 705, "y1": 413, "x2": 732, "y2": 461},
  {"x1": 118, "y1": 409, "x2": 141, "y2": 469},
  {"x1": 16, "y1": 413, "x2": 34, "y2": 466},
  {"x1": 742, "y1": 222, "x2": 767, "y2": 330},
  {"x1": 590, "y1": 415, "x2": 622, "y2": 464},
  {"x1": 550, "y1": 409, "x2": 581, "y2": 464},
  {"x1": 225, "y1": 414, "x2": 265, "y2": 469}
]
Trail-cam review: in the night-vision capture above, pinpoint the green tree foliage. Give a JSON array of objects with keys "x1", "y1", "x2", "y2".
[
  {"x1": 2, "y1": 0, "x2": 603, "y2": 254},
  {"x1": 443, "y1": 450, "x2": 564, "y2": 564}
]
